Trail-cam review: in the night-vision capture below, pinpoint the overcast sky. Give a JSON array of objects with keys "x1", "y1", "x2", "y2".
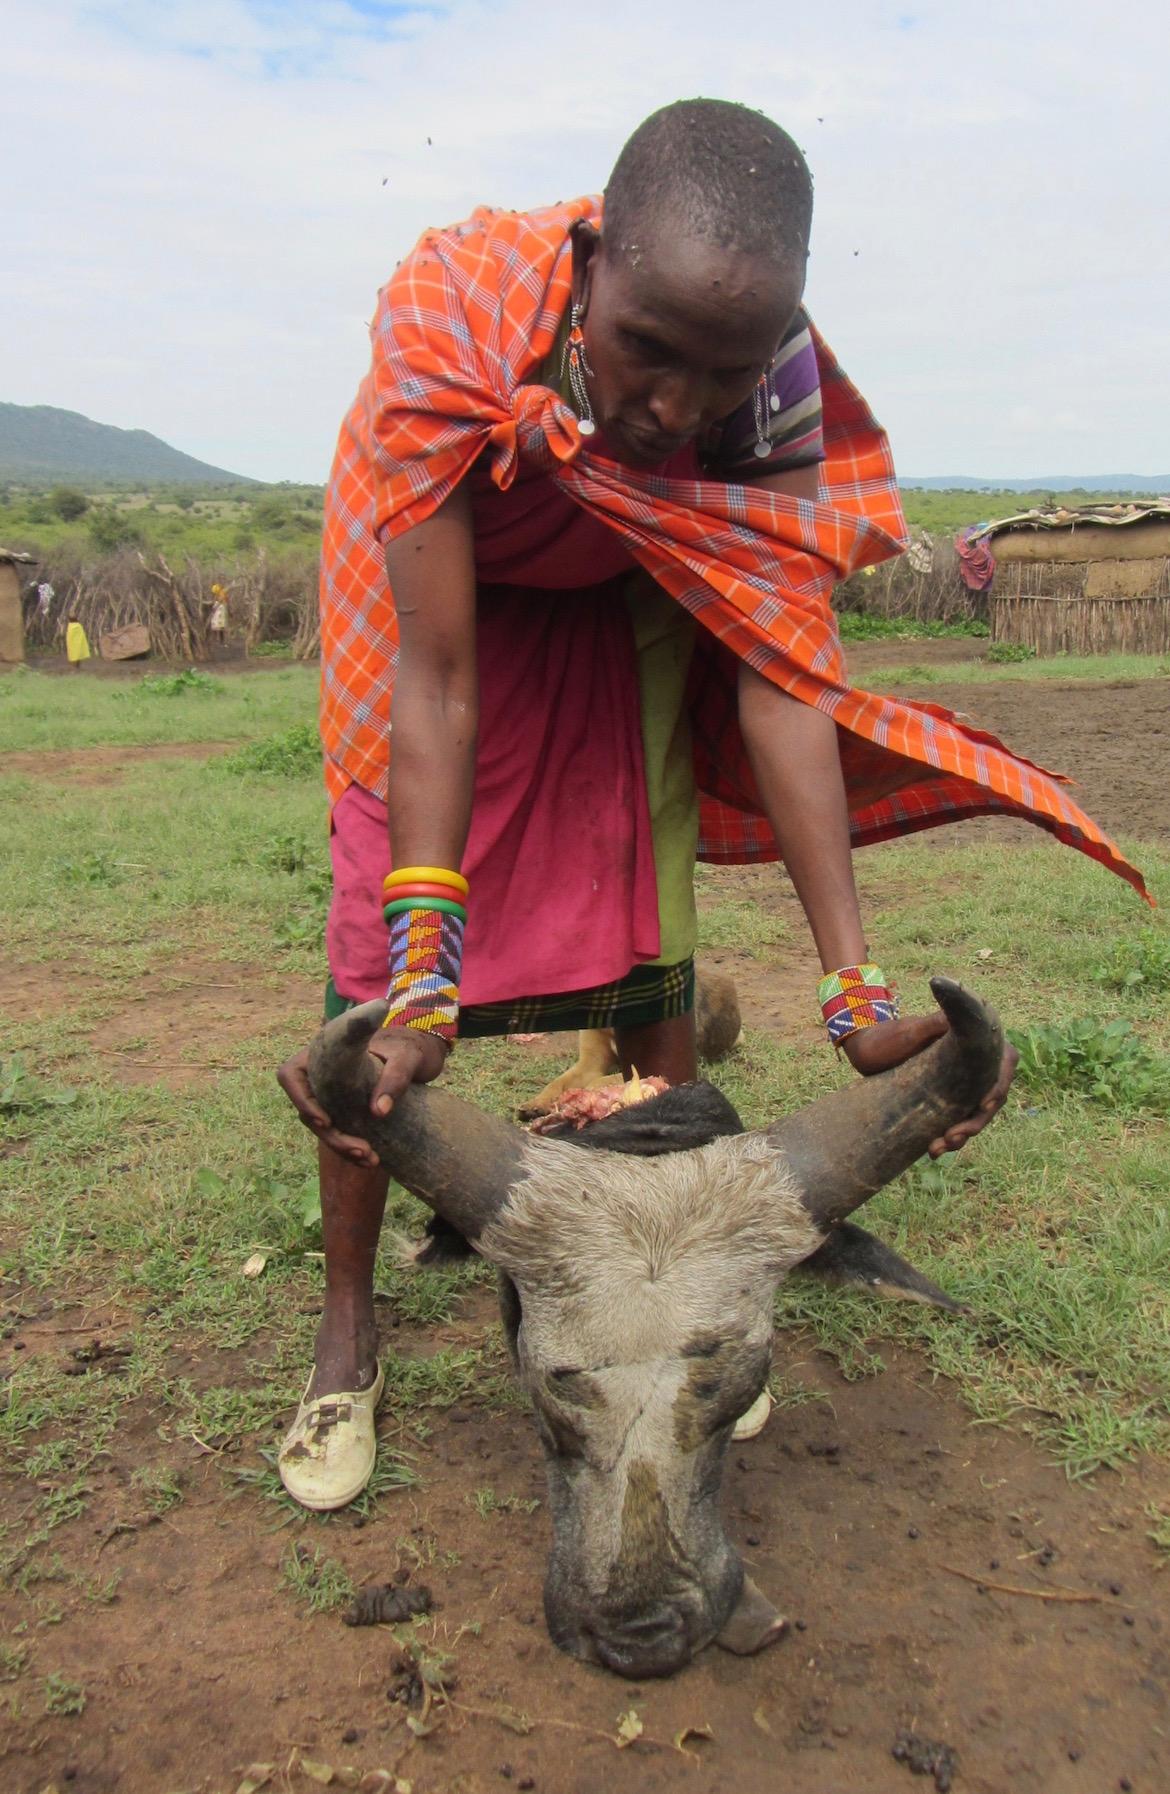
[{"x1": 3, "y1": 0, "x2": 1166, "y2": 484}]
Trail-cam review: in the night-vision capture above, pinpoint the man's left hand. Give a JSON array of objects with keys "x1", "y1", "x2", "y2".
[{"x1": 841, "y1": 1013, "x2": 1018, "y2": 1158}]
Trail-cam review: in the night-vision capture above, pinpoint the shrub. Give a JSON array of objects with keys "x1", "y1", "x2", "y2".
[
  {"x1": 48, "y1": 487, "x2": 89, "y2": 521},
  {"x1": 87, "y1": 507, "x2": 143, "y2": 552}
]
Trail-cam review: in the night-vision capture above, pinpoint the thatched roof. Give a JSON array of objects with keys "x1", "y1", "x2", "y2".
[
  {"x1": 0, "y1": 547, "x2": 36, "y2": 565},
  {"x1": 973, "y1": 500, "x2": 1170, "y2": 544}
]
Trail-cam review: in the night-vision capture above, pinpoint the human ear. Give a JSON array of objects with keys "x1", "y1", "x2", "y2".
[{"x1": 569, "y1": 220, "x2": 601, "y2": 318}]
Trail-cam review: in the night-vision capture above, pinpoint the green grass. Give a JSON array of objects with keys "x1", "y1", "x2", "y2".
[
  {"x1": 279, "y1": 1543, "x2": 354, "y2": 1615},
  {"x1": 837, "y1": 614, "x2": 989, "y2": 642},
  {"x1": 0, "y1": 664, "x2": 1167, "y2": 1590},
  {"x1": 872, "y1": 652, "x2": 1170, "y2": 687},
  {"x1": 0, "y1": 663, "x2": 317, "y2": 752},
  {"x1": 898, "y1": 487, "x2": 1155, "y2": 535}
]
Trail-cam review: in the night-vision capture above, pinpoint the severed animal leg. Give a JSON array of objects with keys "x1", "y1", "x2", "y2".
[
  {"x1": 518, "y1": 1027, "x2": 621, "y2": 1120},
  {"x1": 796, "y1": 1221, "x2": 969, "y2": 1313},
  {"x1": 520, "y1": 966, "x2": 742, "y2": 1119}
]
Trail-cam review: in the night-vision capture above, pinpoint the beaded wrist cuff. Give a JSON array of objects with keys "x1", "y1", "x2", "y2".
[
  {"x1": 384, "y1": 905, "x2": 463, "y2": 1043},
  {"x1": 818, "y1": 963, "x2": 899, "y2": 1046}
]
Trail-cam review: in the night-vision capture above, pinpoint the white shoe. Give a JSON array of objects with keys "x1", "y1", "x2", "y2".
[
  {"x1": 278, "y1": 1363, "x2": 385, "y2": 1511},
  {"x1": 731, "y1": 1388, "x2": 774, "y2": 1442}
]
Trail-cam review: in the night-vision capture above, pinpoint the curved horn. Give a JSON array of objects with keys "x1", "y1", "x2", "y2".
[
  {"x1": 766, "y1": 978, "x2": 1004, "y2": 1229},
  {"x1": 307, "y1": 1002, "x2": 530, "y2": 1242}
]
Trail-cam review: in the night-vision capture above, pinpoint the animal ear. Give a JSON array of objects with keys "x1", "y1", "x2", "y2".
[{"x1": 557, "y1": 1082, "x2": 745, "y2": 1157}]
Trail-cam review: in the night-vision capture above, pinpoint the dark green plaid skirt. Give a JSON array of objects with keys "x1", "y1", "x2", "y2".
[{"x1": 324, "y1": 955, "x2": 694, "y2": 1037}]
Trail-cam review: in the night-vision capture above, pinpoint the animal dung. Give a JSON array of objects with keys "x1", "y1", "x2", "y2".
[{"x1": 343, "y1": 1580, "x2": 433, "y2": 1627}]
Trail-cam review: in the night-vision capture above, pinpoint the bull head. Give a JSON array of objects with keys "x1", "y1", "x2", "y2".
[{"x1": 308, "y1": 978, "x2": 1002, "y2": 1679}]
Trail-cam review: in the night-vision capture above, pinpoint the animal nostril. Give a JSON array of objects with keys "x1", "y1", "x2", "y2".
[
  {"x1": 592, "y1": 1605, "x2": 691, "y2": 1677},
  {"x1": 617, "y1": 1605, "x2": 684, "y2": 1643}
]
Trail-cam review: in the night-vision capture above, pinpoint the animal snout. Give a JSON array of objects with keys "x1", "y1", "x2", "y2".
[{"x1": 590, "y1": 1603, "x2": 693, "y2": 1679}]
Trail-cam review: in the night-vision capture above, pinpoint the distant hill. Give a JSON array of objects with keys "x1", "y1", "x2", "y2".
[
  {"x1": 901, "y1": 474, "x2": 1169, "y2": 494},
  {"x1": 0, "y1": 403, "x2": 257, "y2": 486}
]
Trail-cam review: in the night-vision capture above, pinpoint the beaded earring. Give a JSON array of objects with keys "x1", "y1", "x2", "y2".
[
  {"x1": 752, "y1": 368, "x2": 781, "y2": 458},
  {"x1": 562, "y1": 303, "x2": 597, "y2": 436}
]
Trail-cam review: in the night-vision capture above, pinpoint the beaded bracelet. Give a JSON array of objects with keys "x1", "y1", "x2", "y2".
[
  {"x1": 384, "y1": 904, "x2": 463, "y2": 1042},
  {"x1": 817, "y1": 963, "x2": 899, "y2": 1047}
]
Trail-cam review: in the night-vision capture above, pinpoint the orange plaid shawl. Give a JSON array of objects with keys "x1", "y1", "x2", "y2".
[{"x1": 321, "y1": 198, "x2": 1147, "y2": 902}]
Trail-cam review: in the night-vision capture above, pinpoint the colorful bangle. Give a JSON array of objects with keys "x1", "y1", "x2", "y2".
[
  {"x1": 384, "y1": 905, "x2": 464, "y2": 1042},
  {"x1": 384, "y1": 894, "x2": 467, "y2": 925},
  {"x1": 381, "y1": 880, "x2": 469, "y2": 906},
  {"x1": 818, "y1": 963, "x2": 899, "y2": 1047},
  {"x1": 384, "y1": 865, "x2": 469, "y2": 897}
]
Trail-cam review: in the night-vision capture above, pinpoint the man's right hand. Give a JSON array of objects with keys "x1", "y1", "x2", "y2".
[{"x1": 277, "y1": 1026, "x2": 450, "y2": 1169}]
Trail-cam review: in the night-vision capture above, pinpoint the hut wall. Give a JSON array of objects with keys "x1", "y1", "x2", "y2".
[
  {"x1": 0, "y1": 563, "x2": 26, "y2": 663},
  {"x1": 991, "y1": 593, "x2": 1170, "y2": 656},
  {"x1": 990, "y1": 522, "x2": 1170, "y2": 563}
]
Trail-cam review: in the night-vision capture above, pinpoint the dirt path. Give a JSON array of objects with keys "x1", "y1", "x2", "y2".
[{"x1": 3, "y1": 672, "x2": 1169, "y2": 1794}]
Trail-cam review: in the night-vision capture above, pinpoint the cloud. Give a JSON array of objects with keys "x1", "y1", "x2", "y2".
[{"x1": 3, "y1": 0, "x2": 1167, "y2": 481}]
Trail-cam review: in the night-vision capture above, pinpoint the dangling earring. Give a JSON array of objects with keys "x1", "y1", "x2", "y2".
[
  {"x1": 562, "y1": 303, "x2": 597, "y2": 436},
  {"x1": 752, "y1": 368, "x2": 780, "y2": 458}
]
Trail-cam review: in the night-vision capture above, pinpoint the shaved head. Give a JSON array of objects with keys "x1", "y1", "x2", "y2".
[{"x1": 603, "y1": 98, "x2": 813, "y2": 271}]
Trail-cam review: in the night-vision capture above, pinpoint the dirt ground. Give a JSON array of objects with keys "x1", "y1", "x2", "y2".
[{"x1": 3, "y1": 669, "x2": 1169, "y2": 1794}]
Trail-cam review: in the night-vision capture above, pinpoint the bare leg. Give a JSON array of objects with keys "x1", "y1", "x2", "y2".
[
  {"x1": 312, "y1": 1139, "x2": 390, "y2": 1396},
  {"x1": 614, "y1": 1011, "x2": 698, "y2": 1086}
]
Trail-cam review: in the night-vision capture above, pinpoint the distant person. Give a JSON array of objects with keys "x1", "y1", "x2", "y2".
[
  {"x1": 65, "y1": 615, "x2": 91, "y2": 670},
  {"x1": 209, "y1": 583, "x2": 229, "y2": 647},
  {"x1": 36, "y1": 581, "x2": 55, "y2": 619}
]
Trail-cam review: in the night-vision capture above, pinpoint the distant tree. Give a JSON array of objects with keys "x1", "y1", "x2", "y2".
[
  {"x1": 175, "y1": 492, "x2": 196, "y2": 511},
  {"x1": 48, "y1": 486, "x2": 89, "y2": 521},
  {"x1": 87, "y1": 506, "x2": 143, "y2": 551},
  {"x1": 249, "y1": 494, "x2": 293, "y2": 532}
]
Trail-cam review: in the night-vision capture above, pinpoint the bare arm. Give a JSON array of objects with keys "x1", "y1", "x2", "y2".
[
  {"x1": 384, "y1": 478, "x2": 478, "y2": 873},
  {"x1": 279, "y1": 482, "x2": 480, "y2": 1163},
  {"x1": 738, "y1": 463, "x2": 1015, "y2": 1151}
]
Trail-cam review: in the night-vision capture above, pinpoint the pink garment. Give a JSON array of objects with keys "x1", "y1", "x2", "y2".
[
  {"x1": 326, "y1": 579, "x2": 661, "y2": 1007},
  {"x1": 955, "y1": 527, "x2": 997, "y2": 593}
]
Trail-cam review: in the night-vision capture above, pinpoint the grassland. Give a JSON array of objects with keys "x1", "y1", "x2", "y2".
[
  {"x1": 897, "y1": 487, "x2": 1157, "y2": 535},
  {"x1": 1, "y1": 657, "x2": 1167, "y2": 1528},
  {"x1": 2, "y1": 655, "x2": 1169, "y2": 1790}
]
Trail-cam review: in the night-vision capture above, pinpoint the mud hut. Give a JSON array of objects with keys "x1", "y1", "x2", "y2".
[
  {"x1": 0, "y1": 548, "x2": 36, "y2": 664},
  {"x1": 978, "y1": 501, "x2": 1170, "y2": 655}
]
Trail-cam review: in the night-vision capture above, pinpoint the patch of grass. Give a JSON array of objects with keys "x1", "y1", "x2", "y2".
[
  {"x1": 1098, "y1": 929, "x2": 1170, "y2": 997},
  {"x1": 219, "y1": 722, "x2": 321, "y2": 779},
  {"x1": 279, "y1": 1542, "x2": 354, "y2": 1614},
  {"x1": 837, "y1": 614, "x2": 989, "y2": 642},
  {"x1": 42, "y1": 1671, "x2": 86, "y2": 1716},
  {"x1": 135, "y1": 668, "x2": 224, "y2": 697},
  {"x1": 1008, "y1": 1017, "x2": 1170, "y2": 1116},
  {"x1": 469, "y1": 1487, "x2": 540, "y2": 1518},
  {"x1": 984, "y1": 640, "x2": 1037, "y2": 664},
  {"x1": 131, "y1": 1466, "x2": 184, "y2": 1514},
  {"x1": 0, "y1": 663, "x2": 316, "y2": 752},
  {"x1": 0, "y1": 1055, "x2": 77, "y2": 1119},
  {"x1": 875, "y1": 651, "x2": 1170, "y2": 687},
  {"x1": 697, "y1": 897, "x2": 789, "y2": 956},
  {"x1": 1147, "y1": 1505, "x2": 1170, "y2": 1560},
  {"x1": 0, "y1": 1644, "x2": 29, "y2": 1683}
]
